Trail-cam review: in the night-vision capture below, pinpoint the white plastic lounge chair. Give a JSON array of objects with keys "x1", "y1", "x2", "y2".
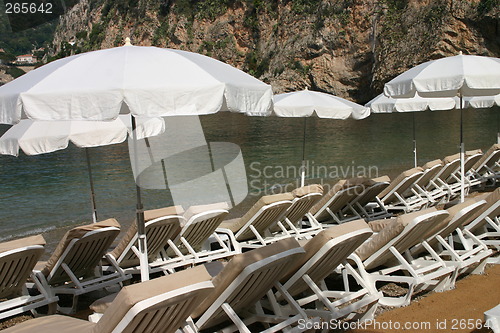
[
  {"x1": 162, "y1": 202, "x2": 235, "y2": 268},
  {"x1": 463, "y1": 188, "x2": 500, "y2": 253},
  {"x1": 32, "y1": 219, "x2": 130, "y2": 313},
  {"x1": 3, "y1": 265, "x2": 214, "y2": 333},
  {"x1": 217, "y1": 193, "x2": 294, "y2": 251},
  {"x1": 471, "y1": 143, "x2": 500, "y2": 186},
  {"x1": 106, "y1": 206, "x2": 183, "y2": 275},
  {"x1": 0, "y1": 235, "x2": 58, "y2": 320},
  {"x1": 274, "y1": 184, "x2": 324, "y2": 239},
  {"x1": 427, "y1": 150, "x2": 482, "y2": 201},
  {"x1": 275, "y1": 219, "x2": 380, "y2": 322},
  {"x1": 425, "y1": 153, "x2": 462, "y2": 201},
  {"x1": 191, "y1": 238, "x2": 317, "y2": 332},
  {"x1": 406, "y1": 159, "x2": 444, "y2": 206},
  {"x1": 377, "y1": 167, "x2": 425, "y2": 212},
  {"x1": 446, "y1": 149, "x2": 483, "y2": 197},
  {"x1": 410, "y1": 199, "x2": 492, "y2": 286},
  {"x1": 346, "y1": 176, "x2": 391, "y2": 221},
  {"x1": 349, "y1": 208, "x2": 454, "y2": 307},
  {"x1": 310, "y1": 178, "x2": 366, "y2": 224}
]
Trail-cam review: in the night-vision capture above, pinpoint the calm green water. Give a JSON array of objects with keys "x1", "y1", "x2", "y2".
[{"x1": 0, "y1": 107, "x2": 498, "y2": 250}]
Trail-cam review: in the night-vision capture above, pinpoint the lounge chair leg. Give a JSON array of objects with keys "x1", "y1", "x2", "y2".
[
  {"x1": 471, "y1": 258, "x2": 488, "y2": 275},
  {"x1": 379, "y1": 283, "x2": 415, "y2": 307},
  {"x1": 221, "y1": 303, "x2": 252, "y2": 333},
  {"x1": 438, "y1": 270, "x2": 456, "y2": 291},
  {"x1": 47, "y1": 302, "x2": 57, "y2": 315}
]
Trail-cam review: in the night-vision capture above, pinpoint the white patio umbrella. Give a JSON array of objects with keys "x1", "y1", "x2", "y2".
[
  {"x1": 0, "y1": 38, "x2": 273, "y2": 281},
  {"x1": 0, "y1": 116, "x2": 165, "y2": 223},
  {"x1": 384, "y1": 53, "x2": 500, "y2": 202},
  {"x1": 366, "y1": 93, "x2": 457, "y2": 167},
  {"x1": 273, "y1": 89, "x2": 370, "y2": 186}
]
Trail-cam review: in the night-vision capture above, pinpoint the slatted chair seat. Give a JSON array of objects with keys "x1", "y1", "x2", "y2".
[
  {"x1": 192, "y1": 238, "x2": 318, "y2": 332},
  {"x1": 4, "y1": 265, "x2": 214, "y2": 333},
  {"x1": 275, "y1": 219, "x2": 380, "y2": 322},
  {"x1": 106, "y1": 206, "x2": 183, "y2": 275},
  {"x1": 217, "y1": 193, "x2": 294, "y2": 251},
  {"x1": 273, "y1": 184, "x2": 324, "y2": 238},
  {"x1": 0, "y1": 235, "x2": 58, "y2": 320},
  {"x1": 161, "y1": 202, "x2": 234, "y2": 269},
  {"x1": 349, "y1": 208, "x2": 454, "y2": 307},
  {"x1": 32, "y1": 219, "x2": 130, "y2": 313}
]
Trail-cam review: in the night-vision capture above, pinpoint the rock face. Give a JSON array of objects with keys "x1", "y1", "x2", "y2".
[{"x1": 51, "y1": 0, "x2": 499, "y2": 103}]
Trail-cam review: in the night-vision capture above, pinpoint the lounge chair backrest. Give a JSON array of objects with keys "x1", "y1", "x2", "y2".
[
  {"x1": 414, "y1": 160, "x2": 443, "y2": 188},
  {"x1": 466, "y1": 188, "x2": 500, "y2": 232},
  {"x1": 111, "y1": 206, "x2": 183, "y2": 268},
  {"x1": 285, "y1": 192, "x2": 323, "y2": 226},
  {"x1": 234, "y1": 193, "x2": 294, "y2": 241},
  {"x1": 472, "y1": 144, "x2": 500, "y2": 173},
  {"x1": 193, "y1": 238, "x2": 304, "y2": 329},
  {"x1": 0, "y1": 243, "x2": 44, "y2": 298},
  {"x1": 379, "y1": 167, "x2": 423, "y2": 203},
  {"x1": 427, "y1": 200, "x2": 487, "y2": 245},
  {"x1": 435, "y1": 150, "x2": 481, "y2": 183},
  {"x1": 356, "y1": 209, "x2": 449, "y2": 270},
  {"x1": 168, "y1": 203, "x2": 229, "y2": 255},
  {"x1": 351, "y1": 176, "x2": 391, "y2": 207},
  {"x1": 432, "y1": 155, "x2": 461, "y2": 183},
  {"x1": 463, "y1": 150, "x2": 483, "y2": 173},
  {"x1": 311, "y1": 180, "x2": 365, "y2": 221},
  {"x1": 47, "y1": 226, "x2": 120, "y2": 285},
  {"x1": 281, "y1": 219, "x2": 373, "y2": 296},
  {"x1": 94, "y1": 265, "x2": 214, "y2": 333}
]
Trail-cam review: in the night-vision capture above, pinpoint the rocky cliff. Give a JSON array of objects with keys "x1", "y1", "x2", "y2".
[{"x1": 51, "y1": 0, "x2": 499, "y2": 103}]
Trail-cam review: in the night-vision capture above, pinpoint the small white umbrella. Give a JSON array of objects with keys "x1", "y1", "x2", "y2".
[
  {"x1": 0, "y1": 116, "x2": 165, "y2": 222},
  {"x1": 273, "y1": 89, "x2": 370, "y2": 186},
  {"x1": 0, "y1": 38, "x2": 273, "y2": 281},
  {"x1": 384, "y1": 53, "x2": 500, "y2": 201},
  {"x1": 366, "y1": 93, "x2": 457, "y2": 167}
]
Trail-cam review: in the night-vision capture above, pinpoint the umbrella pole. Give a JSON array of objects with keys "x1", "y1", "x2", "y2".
[
  {"x1": 413, "y1": 112, "x2": 417, "y2": 168},
  {"x1": 460, "y1": 93, "x2": 465, "y2": 203},
  {"x1": 131, "y1": 116, "x2": 149, "y2": 281},
  {"x1": 497, "y1": 110, "x2": 499, "y2": 144},
  {"x1": 300, "y1": 117, "x2": 307, "y2": 187},
  {"x1": 85, "y1": 148, "x2": 98, "y2": 223}
]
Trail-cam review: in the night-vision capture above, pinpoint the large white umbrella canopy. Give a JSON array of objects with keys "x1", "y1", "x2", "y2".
[
  {"x1": 0, "y1": 39, "x2": 272, "y2": 125},
  {"x1": 0, "y1": 116, "x2": 165, "y2": 223},
  {"x1": 383, "y1": 53, "x2": 500, "y2": 202},
  {"x1": 366, "y1": 93, "x2": 457, "y2": 167},
  {"x1": 384, "y1": 54, "x2": 500, "y2": 98},
  {"x1": 273, "y1": 89, "x2": 370, "y2": 185},
  {"x1": 0, "y1": 39, "x2": 273, "y2": 281}
]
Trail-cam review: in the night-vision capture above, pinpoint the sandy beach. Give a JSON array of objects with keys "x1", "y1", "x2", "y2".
[{"x1": 349, "y1": 262, "x2": 500, "y2": 333}]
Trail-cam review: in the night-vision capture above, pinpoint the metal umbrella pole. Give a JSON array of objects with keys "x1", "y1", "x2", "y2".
[
  {"x1": 459, "y1": 92, "x2": 465, "y2": 203},
  {"x1": 300, "y1": 117, "x2": 307, "y2": 187},
  {"x1": 84, "y1": 148, "x2": 98, "y2": 223},
  {"x1": 412, "y1": 112, "x2": 417, "y2": 168},
  {"x1": 131, "y1": 115, "x2": 149, "y2": 281},
  {"x1": 497, "y1": 109, "x2": 499, "y2": 144}
]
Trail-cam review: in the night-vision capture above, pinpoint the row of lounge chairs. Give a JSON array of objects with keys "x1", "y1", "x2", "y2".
[{"x1": 1, "y1": 145, "x2": 498, "y2": 332}]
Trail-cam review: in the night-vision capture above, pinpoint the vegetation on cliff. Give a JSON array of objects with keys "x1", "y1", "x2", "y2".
[{"x1": 10, "y1": 0, "x2": 500, "y2": 102}]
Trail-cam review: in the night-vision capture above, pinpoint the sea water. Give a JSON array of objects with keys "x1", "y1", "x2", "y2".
[{"x1": 0, "y1": 107, "x2": 497, "y2": 251}]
